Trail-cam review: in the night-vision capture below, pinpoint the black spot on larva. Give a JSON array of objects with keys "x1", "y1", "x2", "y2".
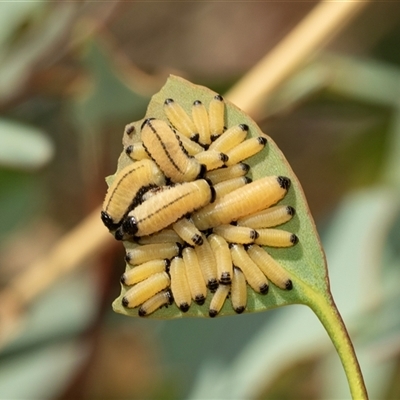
[
  {"x1": 287, "y1": 206, "x2": 295, "y2": 216},
  {"x1": 124, "y1": 253, "x2": 131, "y2": 262},
  {"x1": 193, "y1": 100, "x2": 202, "y2": 106},
  {"x1": 220, "y1": 153, "x2": 229, "y2": 162},
  {"x1": 250, "y1": 230, "x2": 259, "y2": 240},
  {"x1": 138, "y1": 308, "x2": 146, "y2": 317},
  {"x1": 277, "y1": 176, "x2": 291, "y2": 190},
  {"x1": 165, "y1": 98, "x2": 174, "y2": 105},
  {"x1": 209, "y1": 185, "x2": 216, "y2": 203},
  {"x1": 120, "y1": 274, "x2": 126, "y2": 284},
  {"x1": 241, "y1": 163, "x2": 250, "y2": 173},
  {"x1": 122, "y1": 217, "x2": 139, "y2": 236},
  {"x1": 244, "y1": 176, "x2": 252, "y2": 184},
  {"x1": 228, "y1": 243, "x2": 235, "y2": 249},
  {"x1": 191, "y1": 133, "x2": 200, "y2": 142},
  {"x1": 209, "y1": 309, "x2": 218, "y2": 318},
  {"x1": 180, "y1": 303, "x2": 190, "y2": 312},
  {"x1": 214, "y1": 94, "x2": 223, "y2": 101},
  {"x1": 290, "y1": 234, "x2": 299, "y2": 245},
  {"x1": 166, "y1": 289, "x2": 174, "y2": 304},
  {"x1": 234, "y1": 306, "x2": 245, "y2": 314},
  {"x1": 164, "y1": 259, "x2": 171, "y2": 272},
  {"x1": 101, "y1": 211, "x2": 119, "y2": 231},
  {"x1": 140, "y1": 117, "x2": 155, "y2": 130},
  {"x1": 195, "y1": 295, "x2": 206, "y2": 305},
  {"x1": 210, "y1": 134, "x2": 219, "y2": 141},
  {"x1": 286, "y1": 280, "x2": 293, "y2": 290},
  {"x1": 208, "y1": 279, "x2": 219, "y2": 291},
  {"x1": 122, "y1": 297, "x2": 129, "y2": 307},
  {"x1": 239, "y1": 124, "x2": 249, "y2": 131},
  {"x1": 219, "y1": 272, "x2": 231, "y2": 285},
  {"x1": 198, "y1": 164, "x2": 207, "y2": 179},
  {"x1": 176, "y1": 242, "x2": 183, "y2": 256},
  {"x1": 192, "y1": 234, "x2": 203, "y2": 246},
  {"x1": 260, "y1": 283, "x2": 269, "y2": 295},
  {"x1": 125, "y1": 125, "x2": 135, "y2": 135},
  {"x1": 125, "y1": 145, "x2": 133, "y2": 155},
  {"x1": 114, "y1": 227, "x2": 125, "y2": 241},
  {"x1": 257, "y1": 136, "x2": 267, "y2": 145}
]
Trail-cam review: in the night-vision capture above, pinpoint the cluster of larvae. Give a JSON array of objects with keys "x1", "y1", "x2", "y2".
[{"x1": 101, "y1": 96, "x2": 298, "y2": 317}]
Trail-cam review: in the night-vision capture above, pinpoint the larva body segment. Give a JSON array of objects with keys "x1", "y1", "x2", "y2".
[
  {"x1": 192, "y1": 100, "x2": 211, "y2": 145},
  {"x1": 231, "y1": 267, "x2": 247, "y2": 314},
  {"x1": 230, "y1": 244, "x2": 269, "y2": 294},
  {"x1": 194, "y1": 150, "x2": 228, "y2": 171},
  {"x1": 192, "y1": 176, "x2": 291, "y2": 231},
  {"x1": 246, "y1": 244, "x2": 293, "y2": 290},
  {"x1": 172, "y1": 217, "x2": 203, "y2": 246},
  {"x1": 213, "y1": 176, "x2": 251, "y2": 199},
  {"x1": 101, "y1": 159, "x2": 165, "y2": 231},
  {"x1": 209, "y1": 284, "x2": 230, "y2": 317},
  {"x1": 209, "y1": 124, "x2": 248, "y2": 153},
  {"x1": 125, "y1": 242, "x2": 181, "y2": 266},
  {"x1": 163, "y1": 98, "x2": 198, "y2": 140},
  {"x1": 225, "y1": 137, "x2": 267, "y2": 166},
  {"x1": 170, "y1": 256, "x2": 192, "y2": 312},
  {"x1": 237, "y1": 205, "x2": 295, "y2": 229},
  {"x1": 121, "y1": 179, "x2": 214, "y2": 237},
  {"x1": 213, "y1": 225, "x2": 258, "y2": 245},
  {"x1": 208, "y1": 94, "x2": 225, "y2": 140},
  {"x1": 182, "y1": 247, "x2": 208, "y2": 305},
  {"x1": 121, "y1": 259, "x2": 168, "y2": 286},
  {"x1": 138, "y1": 229, "x2": 184, "y2": 245},
  {"x1": 194, "y1": 234, "x2": 219, "y2": 290},
  {"x1": 205, "y1": 163, "x2": 250, "y2": 185},
  {"x1": 141, "y1": 118, "x2": 203, "y2": 183},
  {"x1": 208, "y1": 234, "x2": 233, "y2": 285},
  {"x1": 138, "y1": 290, "x2": 173, "y2": 317},
  {"x1": 255, "y1": 229, "x2": 299, "y2": 247},
  {"x1": 122, "y1": 271, "x2": 170, "y2": 308}
]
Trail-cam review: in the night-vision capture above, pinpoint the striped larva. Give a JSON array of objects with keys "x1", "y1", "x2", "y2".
[
  {"x1": 225, "y1": 136, "x2": 267, "y2": 166},
  {"x1": 119, "y1": 179, "x2": 215, "y2": 238},
  {"x1": 194, "y1": 150, "x2": 228, "y2": 171},
  {"x1": 122, "y1": 271, "x2": 170, "y2": 308},
  {"x1": 172, "y1": 217, "x2": 203, "y2": 246},
  {"x1": 205, "y1": 163, "x2": 250, "y2": 185},
  {"x1": 121, "y1": 259, "x2": 169, "y2": 286},
  {"x1": 246, "y1": 244, "x2": 293, "y2": 290},
  {"x1": 182, "y1": 246, "x2": 208, "y2": 305},
  {"x1": 170, "y1": 256, "x2": 192, "y2": 312},
  {"x1": 237, "y1": 205, "x2": 295, "y2": 229},
  {"x1": 208, "y1": 234, "x2": 233, "y2": 285},
  {"x1": 101, "y1": 159, "x2": 165, "y2": 231},
  {"x1": 194, "y1": 234, "x2": 219, "y2": 290},
  {"x1": 192, "y1": 100, "x2": 211, "y2": 145},
  {"x1": 213, "y1": 176, "x2": 251, "y2": 199},
  {"x1": 208, "y1": 94, "x2": 225, "y2": 140},
  {"x1": 230, "y1": 244, "x2": 269, "y2": 294},
  {"x1": 213, "y1": 225, "x2": 258, "y2": 245},
  {"x1": 125, "y1": 142, "x2": 150, "y2": 161},
  {"x1": 231, "y1": 267, "x2": 247, "y2": 314},
  {"x1": 138, "y1": 289, "x2": 173, "y2": 317},
  {"x1": 163, "y1": 98, "x2": 198, "y2": 140},
  {"x1": 192, "y1": 176, "x2": 291, "y2": 231},
  {"x1": 125, "y1": 242, "x2": 181, "y2": 266},
  {"x1": 209, "y1": 284, "x2": 230, "y2": 318},
  {"x1": 209, "y1": 124, "x2": 248, "y2": 153},
  {"x1": 255, "y1": 229, "x2": 299, "y2": 247},
  {"x1": 141, "y1": 118, "x2": 205, "y2": 183}
]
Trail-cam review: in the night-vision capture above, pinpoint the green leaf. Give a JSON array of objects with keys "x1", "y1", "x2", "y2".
[{"x1": 107, "y1": 76, "x2": 367, "y2": 399}]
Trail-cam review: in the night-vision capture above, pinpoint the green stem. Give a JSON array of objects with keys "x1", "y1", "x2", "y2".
[{"x1": 295, "y1": 279, "x2": 368, "y2": 399}]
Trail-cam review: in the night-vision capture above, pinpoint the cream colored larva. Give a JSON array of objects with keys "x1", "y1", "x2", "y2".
[
  {"x1": 194, "y1": 234, "x2": 219, "y2": 290},
  {"x1": 205, "y1": 163, "x2": 250, "y2": 185},
  {"x1": 208, "y1": 94, "x2": 225, "y2": 140},
  {"x1": 237, "y1": 205, "x2": 295, "y2": 229},
  {"x1": 101, "y1": 159, "x2": 165, "y2": 231},
  {"x1": 192, "y1": 100, "x2": 211, "y2": 145},
  {"x1": 255, "y1": 229, "x2": 299, "y2": 247},
  {"x1": 125, "y1": 242, "x2": 181, "y2": 266},
  {"x1": 170, "y1": 256, "x2": 192, "y2": 312},
  {"x1": 209, "y1": 124, "x2": 248, "y2": 153},
  {"x1": 125, "y1": 142, "x2": 151, "y2": 161},
  {"x1": 172, "y1": 217, "x2": 203, "y2": 246},
  {"x1": 230, "y1": 267, "x2": 247, "y2": 314},
  {"x1": 208, "y1": 234, "x2": 233, "y2": 285},
  {"x1": 224, "y1": 136, "x2": 267, "y2": 166},
  {"x1": 209, "y1": 284, "x2": 230, "y2": 318},
  {"x1": 213, "y1": 225, "x2": 258, "y2": 245},
  {"x1": 213, "y1": 176, "x2": 251, "y2": 199},
  {"x1": 121, "y1": 259, "x2": 168, "y2": 286},
  {"x1": 138, "y1": 290, "x2": 173, "y2": 317}
]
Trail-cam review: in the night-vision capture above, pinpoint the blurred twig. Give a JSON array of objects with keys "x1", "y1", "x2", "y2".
[{"x1": 0, "y1": 0, "x2": 369, "y2": 350}]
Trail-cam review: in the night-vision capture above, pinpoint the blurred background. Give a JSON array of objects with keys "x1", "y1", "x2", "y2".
[{"x1": 1, "y1": 1, "x2": 400, "y2": 399}]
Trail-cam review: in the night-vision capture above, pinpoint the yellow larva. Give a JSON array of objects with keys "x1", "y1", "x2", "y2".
[
  {"x1": 231, "y1": 267, "x2": 247, "y2": 314},
  {"x1": 205, "y1": 163, "x2": 250, "y2": 185},
  {"x1": 163, "y1": 98, "x2": 198, "y2": 140},
  {"x1": 192, "y1": 176, "x2": 290, "y2": 231},
  {"x1": 246, "y1": 244, "x2": 293, "y2": 290},
  {"x1": 138, "y1": 289, "x2": 173, "y2": 317},
  {"x1": 170, "y1": 256, "x2": 192, "y2": 312},
  {"x1": 176, "y1": 132, "x2": 204, "y2": 156},
  {"x1": 213, "y1": 176, "x2": 251, "y2": 199},
  {"x1": 255, "y1": 229, "x2": 299, "y2": 247},
  {"x1": 172, "y1": 217, "x2": 203, "y2": 246},
  {"x1": 208, "y1": 94, "x2": 225, "y2": 140},
  {"x1": 225, "y1": 137, "x2": 267, "y2": 166},
  {"x1": 119, "y1": 179, "x2": 214, "y2": 238},
  {"x1": 101, "y1": 159, "x2": 165, "y2": 230},
  {"x1": 125, "y1": 242, "x2": 181, "y2": 266},
  {"x1": 125, "y1": 142, "x2": 150, "y2": 161},
  {"x1": 182, "y1": 246, "x2": 208, "y2": 305},
  {"x1": 237, "y1": 205, "x2": 295, "y2": 229},
  {"x1": 121, "y1": 259, "x2": 168, "y2": 286},
  {"x1": 192, "y1": 100, "x2": 211, "y2": 145},
  {"x1": 209, "y1": 124, "x2": 248, "y2": 153},
  {"x1": 194, "y1": 234, "x2": 218, "y2": 290},
  {"x1": 122, "y1": 271, "x2": 170, "y2": 308},
  {"x1": 213, "y1": 224, "x2": 258, "y2": 245},
  {"x1": 208, "y1": 234, "x2": 233, "y2": 285},
  {"x1": 138, "y1": 229, "x2": 184, "y2": 245},
  {"x1": 209, "y1": 284, "x2": 230, "y2": 318},
  {"x1": 141, "y1": 118, "x2": 204, "y2": 183},
  {"x1": 230, "y1": 244, "x2": 269, "y2": 294},
  {"x1": 194, "y1": 150, "x2": 228, "y2": 171}
]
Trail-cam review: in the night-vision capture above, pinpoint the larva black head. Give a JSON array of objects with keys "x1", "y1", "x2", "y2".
[
  {"x1": 209, "y1": 309, "x2": 218, "y2": 318},
  {"x1": 122, "y1": 297, "x2": 129, "y2": 307},
  {"x1": 125, "y1": 124, "x2": 135, "y2": 136},
  {"x1": 166, "y1": 289, "x2": 174, "y2": 305},
  {"x1": 192, "y1": 234, "x2": 203, "y2": 246},
  {"x1": 257, "y1": 136, "x2": 267, "y2": 145},
  {"x1": 193, "y1": 100, "x2": 202, "y2": 106},
  {"x1": 286, "y1": 206, "x2": 295, "y2": 216},
  {"x1": 250, "y1": 229, "x2": 259, "y2": 240},
  {"x1": 176, "y1": 242, "x2": 184, "y2": 256},
  {"x1": 214, "y1": 94, "x2": 223, "y2": 101},
  {"x1": 164, "y1": 259, "x2": 171, "y2": 272},
  {"x1": 191, "y1": 133, "x2": 200, "y2": 142},
  {"x1": 138, "y1": 308, "x2": 147, "y2": 317},
  {"x1": 244, "y1": 176, "x2": 252, "y2": 184},
  {"x1": 290, "y1": 234, "x2": 299, "y2": 245},
  {"x1": 100, "y1": 211, "x2": 119, "y2": 231},
  {"x1": 207, "y1": 279, "x2": 219, "y2": 292},
  {"x1": 125, "y1": 145, "x2": 133, "y2": 156},
  {"x1": 164, "y1": 98, "x2": 174, "y2": 105},
  {"x1": 285, "y1": 279, "x2": 293, "y2": 290},
  {"x1": 120, "y1": 273, "x2": 127, "y2": 284},
  {"x1": 179, "y1": 302, "x2": 190, "y2": 312},
  {"x1": 241, "y1": 163, "x2": 250, "y2": 173},
  {"x1": 194, "y1": 294, "x2": 206, "y2": 305},
  {"x1": 234, "y1": 306, "x2": 245, "y2": 314},
  {"x1": 125, "y1": 253, "x2": 131, "y2": 263},
  {"x1": 140, "y1": 118, "x2": 155, "y2": 130},
  {"x1": 122, "y1": 217, "x2": 139, "y2": 236},
  {"x1": 114, "y1": 227, "x2": 125, "y2": 241},
  {"x1": 239, "y1": 123, "x2": 249, "y2": 131},
  {"x1": 198, "y1": 163, "x2": 207, "y2": 179},
  {"x1": 277, "y1": 176, "x2": 291, "y2": 191},
  {"x1": 219, "y1": 272, "x2": 231, "y2": 285},
  {"x1": 220, "y1": 153, "x2": 229, "y2": 163},
  {"x1": 209, "y1": 185, "x2": 217, "y2": 203},
  {"x1": 260, "y1": 283, "x2": 269, "y2": 295}
]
